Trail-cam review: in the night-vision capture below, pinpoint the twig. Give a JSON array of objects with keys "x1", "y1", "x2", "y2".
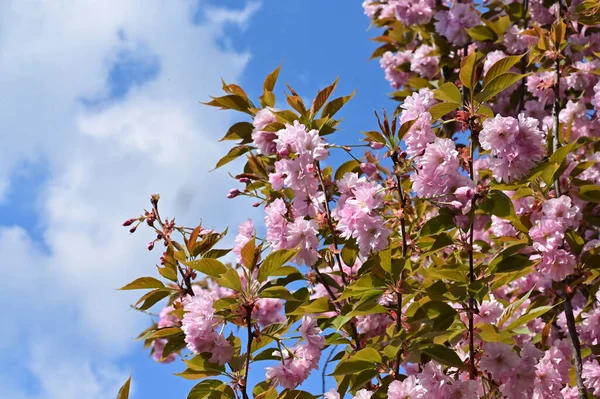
[
  {"x1": 322, "y1": 347, "x2": 335, "y2": 394},
  {"x1": 468, "y1": 137, "x2": 477, "y2": 381}
]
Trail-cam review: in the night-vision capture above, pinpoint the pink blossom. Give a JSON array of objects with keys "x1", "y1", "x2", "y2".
[
  {"x1": 503, "y1": 25, "x2": 537, "y2": 54},
  {"x1": 530, "y1": 0, "x2": 558, "y2": 25},
  {"x1": 435, "y1": 3, "x2": 481, "y2": 46},
  {"x1": 210, "y1": 333, "x2": 234, "y2": 365},
  {"x1": 357, "y1": 313, "x2": 393, "y2": 337},
  {"x1": 400, "y1": 89, "x2": 436, "y2": 123},
  {"x1": 395, "y1": 0, "x2": 436, "y2": 26},
  {"x1": 388, "y1": 376, "x2": 426, "y2": 399},
  {"x1": 152, "y1": 339, "x2": 177, "y2": 363},
  {"x1": 448, "y1": 379, "x2": 478, "y2": 399},
  {"x1": 353, "y1": 390, "x2": 374, "y2": 399},
  {"x1": 286, "y1": 217, "x2": 320, "y2": 266},
  {"x1": 583, "y1": 359, "x2": 600, "y2": 396},
  {"x1": 410, "y1": 45, "x2": 439, "y2": 79},
  {"x1": 594, "y1": 81, "x2": 600, "y2": 112},
  {"x1": 158, "y1": 305, "x2": 180, "y2": 328},
  {"x1": 480, "y1": 342, "x2": 520, "y2": 381},
  {"x1": 181, "y1": 291, "x2": 233, "y2": 365},
  {"x1": 275, "y1": 120, "x2": 328, "y2": 161},
  {"x1": 541, "y1": 195, "x2": 580, "y2": 229},
  {"x1": 299, "y1": 315, "x2": 325, "y2": 348},
  {"x1": 360, "y1": 162, "x2": 377, "y2": 177},
  {"x1": 252, "y1": 108, "x2": 278, "y2": 154},
  {"x1": 404, "y1": 112, "x2": 436, "y2": 157},
  {"x1": 265, "y1": 199, "x2": 288, "y2": 250},
  {"x1": 527, "y1": 72, "x2": 557, "y2": 104},
  {"x1": 529, "y1": 219, "x2": 565, "y2": 252},
  {"x1": 254, "y1": 298, "x2": 285, "y2": 327},
  {"x1": 580, "y1": 308, "x2": 600, "y2": 346},
  {"x1": 233, "y1": 219, "x2": 254, "y2": 264},
  {"x1": 535, "y1": 249, "x2": 576, "y2": 281},
  {"x1": 490, "y1": 215, "x2": 517, "y2": 237},
  {"x1": 380, "y1": 50, "x2": 412, "y2": 88},
  {"x1": 480, "y1": 114, "x2": 545, "y2": 182},
  {"x1": 324, "y1": 389, "x2": 340, "y2": 399}
]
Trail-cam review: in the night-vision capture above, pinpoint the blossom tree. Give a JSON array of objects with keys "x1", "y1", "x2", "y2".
[{"x1": 117, "y1": 1, "x2": 600, "y2": 398}]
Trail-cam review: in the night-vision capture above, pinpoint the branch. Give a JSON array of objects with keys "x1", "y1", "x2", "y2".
[
  {"x1": 240, "y1": 304, "x2": 254, "y2": 399},
  {"x1": 467, "y1": 136, "x2": 477, "y2": 381},
  {"x1": 560, "y1": 291, "x2": 587, "y2": 398}
]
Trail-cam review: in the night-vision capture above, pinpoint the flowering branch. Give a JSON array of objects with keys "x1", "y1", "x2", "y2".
[{"x1": 240, "y1": 304, "x2": 255, "y2": 399}]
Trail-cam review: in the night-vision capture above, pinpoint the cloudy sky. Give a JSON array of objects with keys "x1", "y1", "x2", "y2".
[{"x1": 0, "y1": 1, "x2": 391, "y2": 397}]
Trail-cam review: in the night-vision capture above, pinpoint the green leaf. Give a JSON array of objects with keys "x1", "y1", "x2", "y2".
[
  {"x1": 119, "y1": 277, "x2": 164, "y2": 290},
  {"x1": 183, "y1": 258, "x2": 228, "y2": 278},
  {"x1": 240, "y1": 237, "x2": 256, "y2": 268},
  {"x1": 475, "y1": 73, "x2": 528, "y2": 103},
  {"x1": 116, "y1": 375, "x2": 131, "y2": 399},
  {"x1": 203, "y1": 95, "x2": 254, "y2": 114},
  {"x1": 216, "y1": 268, "x2": 243, "y2": 292},
  {"x1": 213, "y1": 145, "x2": 251, "y2": 170},
  {"x1": 578, "y1": 184, "x2": 600, "y2": 203},
  {"x1": 331, "y1": 348, "x2": 382, "y2": 376},
  {"x1": 497, "y1": 288, "x2": 533, "y2": 328},
  {"x1": 413, "y1": 301, "x2": 458, "y2": 331},
  {"x1": 311, "y1": 78, "x2": 339, "y2": 116},
  {"x1": 291, "y1": 296, "x2": 334, "y2": 315},
  {"x1": 429, "y1": 102, "x2": 460, "y2": 121},
  {"x1": 420, "y1": 344, "x2": 465, "y2": 369},
  {"x1": 187, "y1": 379, "x2": 235, "y2": 399},
  {"x1": 258, "y1": 249, "x2": 299, "y2": 282},
  {"x1": 341, "y1": 240, "x2": 358, "y2": 267},
  {"x1": 459, "y1": 51, "x2": 478, "y2": 90},
  {"x1": 184, "y1": 354, "x2": 226, "y2": 375},
  {"x1": 493, "y1": 254, "x2": 535, "y2": 274},
  {"x1": 138, "y1": 327, "x2": 182, "y2": 340},
  {"x1": 219, "y1": 122, "x2": 254, "y2": 142},
  {"x1": 467, "y1": 26, "x2": 498, "y2": 42},
  {"x1": 420, "y1": 213, "x2": 456, "y2": 236},
  {"x1": 260, "y1": 66, "x2": 281, "y2": 107},
  {"x1": 505, "y1": 306, "x2": 553, "y2": 331},
  {"x1": 135, "y1": 289, "x2": 170, "y2": 310},
  {"x1": 321, "y1": 90, "x2": 356, "y2": 120},
  {"x1": 334, "y1": 160, "x2": 361, "y2": 181},
  {"x1": 434, "y1": 82, "x2": 461, "y2": 104},
  {"x1": 279, "y1": 390, "x2": 319, "y2": 399},
  {"x1": 483, "y1": 54, "x2": 524, "y2": 87}
]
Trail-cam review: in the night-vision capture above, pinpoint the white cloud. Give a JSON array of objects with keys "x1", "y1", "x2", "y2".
[{"x1": 0, "y1": 0, "x2": 260, "y2": 397}]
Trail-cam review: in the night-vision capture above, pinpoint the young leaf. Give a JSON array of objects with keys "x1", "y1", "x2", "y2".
[
  {"x1": 216, "y1": 268, "x2": 243, "y2": 292},
  {"x1": 482, "y1": 54, "x2": 524, "y2": 87},
  {"x1": 467, "y1": 26, "x2": 498, "y2": 42},
  {"x1": 420, "y1": 344, "x2": 465, "y2": 370},
  {"x1": 257, "y1": 249, "x2": 299, "y2": 282},
  {"x1": 475, "y1": 73, "x2": 528, "y2": 103},
  {"x1": 429, "y1": 102, "x2": 460, "y2": 120},
  {"x1": 434, "y1": 82, "x2": 462, "y2": 104},
  {"x1": 321, "y1": 90, "x2": 357, "y2": 120},
  {"x1": 219, "y1": 122, "x2": 254, "y2": 142},
  {"x1": 116, "y1": 375, "x2": 131, "y2": 399},
  {"x1": 213, "y1": 145, "x2": 251, "y2": 170},
  {"x1": 119, "y1": 277, "x2": 164, "y2": 290},
  {"x1": 459, "y1": 51, "x2": 478, "y2": 90},
  {"x1": 311, "y1": 78, "x2": 339, "y2": 116},
  {"x1": 183, "y1": 258, "x2": 228, "y2": 278}
]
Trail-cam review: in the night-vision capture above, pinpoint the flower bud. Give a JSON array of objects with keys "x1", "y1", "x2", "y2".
[
  {"x1": 454, "y1": 186, "x2": 475, "y2": 203},
  {"x1": 370, "y1": 141, "x2": 385, "y2": 150},
  {"x1": 239, "y1": 177, "x2": 250, "y2": 183},
  {"x1": 227, "y1": 188, "x2": 241, "y2": 199},
  {"x1": 122, "y1": 218, "x2": 135, "y2": 227},
  {"x1": 360, "y1": 162, "x2": 377, "y2": 176},
  {"x1": 147, "y1": 241, "x2": 155, "y2": 251}
]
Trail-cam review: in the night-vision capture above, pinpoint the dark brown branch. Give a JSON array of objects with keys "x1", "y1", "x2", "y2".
[
  {"x1": 560, "y1": 292, "x2": 587, "y2": 398},
  {"x1": 240, "y1": 304, "x2": 255, "y2": 399},
  {"x1": 468, "y1": 137, "x2": 477, "y2": 381}
]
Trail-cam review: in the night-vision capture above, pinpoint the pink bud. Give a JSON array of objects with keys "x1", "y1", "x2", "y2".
[
  {"x1": 454, "y1": 186, "x2": 475, "y2": 203},
  {"x1": 123, "y1": 218, "x2": 135, "y2": 227},
  {"x1": 227, "y1": 188, "x2": 241, "y2": 199},
  {"x1": 370, "y1": 142, "x2": 385, "y2": 150},
  {"x1": 360, "y1": 162, "x2": 377, "y2": 176},
  {"x1": 147, "y1": 241, "x2": 155, "y2": 251},
  {"x1": 252, "y1": 202, "x2": 261, "y2": 208},
  {"x1": 129, "y1": 225, "x2": 137, "y2": 233},
  {"x1": 239, "y1": 177, "x2": 250, "y2": 183}
]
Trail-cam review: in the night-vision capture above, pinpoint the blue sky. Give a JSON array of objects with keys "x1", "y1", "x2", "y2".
[{"x1": 0, "y1": 1, "x2": 392, "y2": 398}]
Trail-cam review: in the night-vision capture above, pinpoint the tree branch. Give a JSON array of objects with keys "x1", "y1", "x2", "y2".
[{"x1": 240, "y1": 304, "x2": 255, "y2": 399}]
